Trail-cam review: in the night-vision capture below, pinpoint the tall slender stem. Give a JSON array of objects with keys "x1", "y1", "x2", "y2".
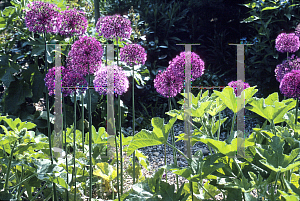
[
  {"x1": 44, "y1": 31, "x2": 57, "y2": 201},
  {"x1": 132, "y1": 63, "x2": 136, "y2": 184},
  {"x1": 295, "y1": 97, "x2": 299, "y2": 139},
  {"x1": 116, "y1": 40, "x2": 124, "y2": 195},
  {"x1": 81, "y1": 93, "x2": 87, "y2": 196},
  {"x1": 88, "y1": 64, "x2": 93, "y2": 201},
  {"x1": 73, "y1": 93, "x2": 77, "y2": 200},
  {"x1": 169, "y1": 97, "x2": 178, "y2": 191},
  {"x1": 63, "y1": 97, "x2": 69, "y2": 201}
]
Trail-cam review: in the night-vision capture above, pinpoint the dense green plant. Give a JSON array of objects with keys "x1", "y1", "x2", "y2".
[{"x1": 122, "y1": 87, "x2": 300, "y2": 200}]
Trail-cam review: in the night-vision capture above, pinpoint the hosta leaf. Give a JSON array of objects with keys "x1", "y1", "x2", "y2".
[{"x1": 261, "y1": 6, "x2": 279, "y2": 11}]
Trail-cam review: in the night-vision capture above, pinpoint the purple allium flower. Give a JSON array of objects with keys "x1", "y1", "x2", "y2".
[
  {"x1": 67, "y1": 36, "x2": 104, "y2": 76},
  {"x1": 154, "y1": 68, "x2": 184, "y2": 98},
  {"x1": 275, "y1": 54, "x2": 300, "y2": 82},
  {"x1": 59, "y1": 7, "x2": 88, "y2": 37},
  {"x1": 228, "y1": 80, "x2": 250, "y2": 97},
  {"x1": 296, "y1": 23, "x2": 300, "y2": 38},
  {"x1": 120, "y1": 44, "x2": 147, "y2": 65},
  {"x1": 24, "y1": 1, "x2": 62, "y2": 34},
  {"x1": 44, "y1": 66, "x2": 87, "y2": 97},
  {"x1": 96, "y1": 14, "x2": 132, "y2": 40},
  {"x1": 167, "y1": 51, "x2": 205, "y2": 81},
  {"x1": 93, "y1": 65, "x2": 129, "y2": 97},
  {"x1": 275, "y1": 32, "x2": 300, "y2": 53},
  {"x1": 279, "y1": 69, "x2": 300, "y2": 98}
]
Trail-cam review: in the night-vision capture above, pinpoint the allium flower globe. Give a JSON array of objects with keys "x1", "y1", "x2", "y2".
[
  {"x1": 275, "y1": 32, "x2": 300, "y2": 53},
  {"x1": 275, "y1": 54, "x2": 300, "y2": 82},
  {"x1": 120, "y1": 44, "x2": 147, "y2": 65},
  {"x1": 168, "y1": 51, "x2": 205, "y2": 81},
  {"x1": 154, "y1": 68, "x2": 184, "y2": 98},
  {"x1": 59, "y1": 8, "x2": 88, "y2": 37},
  {"x1": 44, "y1": 66, "x2": 88, "y2": 97},
  {"x1": 24, "y1": 1, "x2": 62, "y2": 34},
  {"x1": 228, "y1": 80, "x2": 250, "y2": 97},
  {"x1": 279, "y1": 69, "x2": 300, "y2": 98},
  {"x1": 93, "y1": 65, "x2": 129, "y2": 97},
  {"x1": 296, "y1": 23, "x2": 300, "y2": 38},
  {"x1": 67, "y1": 36, "x2": 104, "y2": 76},
  {"x1": 96, "y1": 14, "x2": 132, "y2": 39}
]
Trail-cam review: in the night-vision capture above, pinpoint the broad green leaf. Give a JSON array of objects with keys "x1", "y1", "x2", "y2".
[
  {"x1": 203, "y1": 181, "x2": 221, "y2": 199},
  {"x1": 240, "y1": 16, "x2": 260, "y2": 23},
  {"x1": 125, "y1": 129, "x2": 162, "y2": 156},
  {"x1": 0, "y1": 17, "x2": 5, "y2": 28},
  {"x1": 213, "y1": 86, "x2": 257, "y2": 114},
  {"x1": 2, "y1": 6, "x2": 15, "y2": 17},
  {"x1": 207, "y1": 96, "x2": 227, "y2": 116},
  {"x1": 94, "y1": 162, "x2": 117, "y2": 181},
  {"x1": 255, "y1": 136, "x2": 300, "y2": 172},
  {"x1": 246, "y1": 92, "x2": 296, "y2": 125},
  {"x1": 1, "y1": 68, "x2": 18, "y2": 88},
  {"x1": 197, "y1": 134, "x2": 255, "y2": 157}
]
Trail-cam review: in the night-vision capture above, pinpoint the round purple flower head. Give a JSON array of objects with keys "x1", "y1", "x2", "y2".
[
  {"x1": 96, "y1": 14, "x2": 132, "y2": 40},
  {"x1": 44, "y1": 66, "x2": 88, "y2": 97},
  {"x1": 168, "y1": 51, "x2": 205, "y2": 81},
  {"x1": 295, "y1": 23, "x2": 300, "y2": 38},
  {"x1": 275, "y1": 32, "x2": 300, "y2": 53},
  {"x1": 275, "y1": 54, "x2": 300, "y2": 82},
  {"x1": 93, "y1": 65, "x2": 129, "y2": 97},
  {"x1": 24, "y1": 1, "x2": 62, "y2": 34},
  {"x1": 67, "y1": 36, "x2": 104, "y2": 76},
  {"x1": 154, "y1": 68, "x2": 184, "y2": 98},
  {"x1": 120, "y1": 44, "x2": 147, "y2": 65},
  {"x1": 228, "y1": 80, "x2": 250, "y2": 97},
  {"x1": 59, "y1": 7, "x2": 88, "y2": 37},
  {"x1": 279, "y1": 69, "x2": 300, "y2": 98}
]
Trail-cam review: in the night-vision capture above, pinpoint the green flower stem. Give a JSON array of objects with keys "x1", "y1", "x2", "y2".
[
  {"x1": 197, "y1": 182, "x2": 217, "y2": 201},
  {"x1": 166, "y1": 142, "x2": 189, "y2": 161},
  {"x1": 73, "y1": 93, "x2": 77, "y2": 200},
  {"x1": 4, "y1": 141, "x2": 17, "y2": 191},
  {"x1": 168, "y1": 97, "x2": 179, "y2": 191},
  {"x1": 116, "y1": 38, "x2": 122, "y2": 197},
  {"x1": 118, "y1": 95, "x2": 123, "y2": 195},
  {"x1": 88, "y1": 65, "x2": 93, "y2": 201},
  {"x1": 190, "y1": 181, "x2": 194, "y2": 201},
  {"x1": 132, "y1": 63, "x2": 136, "y2": 184},
  {"x1": 114, "y1": 132, "x2": 119, "y2": 200},
  {"x1": 281, "y1": 96, "x2": 286, "y2": 127},
  {"x1": 295, "y1": 97, "x2": 299, "y2": 139},
  {"x1": 81, "y1": 93, "x2": 87, "y2": 196},
  {"x1": 63, "y1": 97, "x2": 69, "y2": 201},
  {"x1": 164, "y1": 143, "x2": 167, "y2": 182},
  {"x1": 217, "y1": 111, "x2": 221, "y2": 141},
  {"x1": 44, "y1": 31, "x2": 57, "y2": 201},
  {"x1": 230, "y1": 112, "x2": 236, "y2": 138}
]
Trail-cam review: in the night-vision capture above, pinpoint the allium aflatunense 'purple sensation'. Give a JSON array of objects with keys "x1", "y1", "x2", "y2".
[
  {"x1": 154, "y1": 68, "x2": 184, "y2": 98},
  {"x1": 67, "y1": 36, "x2": 104, "y2": 76},
  {"x1": 96, "y1": 14, "x2": 132, "y2": 39},
  {"x1": 275, "y1": 32, "x2": 300, "y2": 53},
  {"x1": 59, "y1": 7, "x2": 88, "y2": 37},
  {"x1": 93, "y1": 65, "x2": 129, "y2": 97},
  {"x1": 44, "y1": 66, "x2": 88, "y2": 97},
  {"x1": 228, "y1": 80, "x2": 250, "y2": 97},
  {"x1": 120, "y1": 44, "x2": 147, "y2": 65},
  {"x1": 24, "y1": 1, "x2": 62, "y2": 34},
  {"x1": 275, "y1": 54, "x2": 300, "y2": 83},
  {"x1": 279, "y1": 69, "x2": 300, "y2": 98},
  {"x1": 168, "y1": 51, "x2": 205, "y2": 81}
]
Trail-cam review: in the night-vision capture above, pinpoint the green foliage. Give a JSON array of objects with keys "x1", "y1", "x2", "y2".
[{"x1": 241, "y1": 0, "x2": 300, "y2": 99}]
